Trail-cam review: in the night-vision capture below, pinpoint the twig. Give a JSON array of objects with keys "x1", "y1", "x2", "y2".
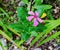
[{"x1": 30, "y1": 0, "x2": 33, "y2": 11}]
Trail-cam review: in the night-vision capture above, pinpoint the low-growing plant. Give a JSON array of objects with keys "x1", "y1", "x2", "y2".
[{"x1": 0, "y1": 0, "x2": 60, "y2": 49}]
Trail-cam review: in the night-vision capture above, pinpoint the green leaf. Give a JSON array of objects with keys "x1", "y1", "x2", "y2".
[
  {"x1": 30, "y1": 31, "x2": 38, "y2": 37},
  {"x1": 0, "y1": 7, "x2": 9, "y2": 18},
  {"x1": 6, "y1": 26, "x2": 21, "y2": 37},
  {"x1": 36, "y1": 5, "x2": 52, "y2": 10},
  {"x1": 46, "y1": 10, "x2": 54, "y2": 20},
  {"x1": 0, "y1": 20, "x2": 12, "y2": 37},
  {"x1": 38, "y1": 31, "x2": 60, "y2": 46},
  {"x1": 36, "y1": 5, "x2": 52, "y2": 17},
  {"x1": 21, "y1": 33, "x2": 30, "y2": 41},
  {"x1": 9, "y1": 23, "x2": 31, "y2": 41},
  {"x1": 0, "y1": 30, "x2": 13, "y2": 43},
  {"x1": 17, "y1": 7, "x2": 28, "y2": 21},
  {"x1": 37, "y1": 8, "x2": 44, "y2": 17},
  {"x1": 34, "y1": 0, "x2": 43, "y2": 5},
  {"x1": 14, "y1": 39, "x2": 24, "y2": 47},
  {"x1": 9, "y1": 23, "x2": 23, "y2": 33},
  {"x1": 22, "y1": 0, "x2": 28, "y2": 4}
]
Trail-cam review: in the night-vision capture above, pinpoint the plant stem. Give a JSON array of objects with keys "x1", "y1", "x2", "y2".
[{"x1": 30, "y1": 0, "x2": 33, "y2": 11}]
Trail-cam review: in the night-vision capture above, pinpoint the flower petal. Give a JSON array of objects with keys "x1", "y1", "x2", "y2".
[
  {"x1": 35, "y1": 12, "x2": 39, "y2": 17},
  {"x1": 28, "y1": 11, "x2": 34, "y2": 15},
  {"x1": 27, "y1": 16, "x2": 34, "y2": 21},
  {"x1": 33, "y1": 18, "x2": 38, "y2": 26},
  {"x1": 37, "y1": 18, "x2": 43, "y2": 23}
]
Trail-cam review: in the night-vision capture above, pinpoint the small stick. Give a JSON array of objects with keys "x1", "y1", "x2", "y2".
[{"x1": 30, "y1": 0, "x2": 33, "y2": 11}]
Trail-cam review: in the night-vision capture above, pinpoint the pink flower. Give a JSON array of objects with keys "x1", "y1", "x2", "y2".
[{"x1": 27, "y1": 11, "x2": 43, "y2": 26}]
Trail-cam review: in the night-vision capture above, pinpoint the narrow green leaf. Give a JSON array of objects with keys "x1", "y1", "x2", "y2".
[
  {"x1": 18, "y1": 40, "x2": 24, "y2": 46},
  {"x1": 38, "y1": 31, "x2": 60, "y2": 46},
  {"x1": 0, "y1": 30, "x2": 13, "y2": 42},
  {"x1": 0, "y1": 20, "x2": 12, "y2": 37},
  {"x1": 35, "y1": 5, "x2": 52, "y2": 10},
  {"x1": 0, "y1": 30, "x2": 21, "y2": 48},
  {"x1": 6, "y1": 26, "x2": 21, "y2": 37},
  {"x1": 0, "y1": 7, "x2": 9, "y2": 18},
  {"x1": 30, "y1": 18, "x2": 60, "y2": 47}
]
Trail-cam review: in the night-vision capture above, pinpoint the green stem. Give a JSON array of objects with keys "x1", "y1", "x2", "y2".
[
  {"x1": 30, "y1": 0, "x2": 33, "y2": 11},
  {"x1": 6, "y1": 26, "x2": 21, "y2": 37},
  {"x1": 0, "y1": 7, "x2": 9, "y2": 18}
]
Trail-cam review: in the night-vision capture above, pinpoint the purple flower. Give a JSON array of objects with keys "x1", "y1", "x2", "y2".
[{"x1": 27, "y1": 11, "x2": 43, "y2": 26}]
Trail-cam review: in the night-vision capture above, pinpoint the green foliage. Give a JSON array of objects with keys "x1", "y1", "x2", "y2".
[
  {"x1": 0, "y1": 30, "x2": 22, "y2": 48},
  {"x1": 0, "y1": 0, "x2": 60, "y2": 49},
  {"x1": 38, "y1": 31, "x2": 60, "y2": 46},
  {"x1": 10, "y1": 6, "x2": 48, "y2": 41},
  {"x1": 58, "y1": 0, "x2": 60, "y2": 1},
  {"x1": 30, "y1": 18, "x2": 60, "y2": 47},
  {"x1": 36, "y1": 5, "x2": 52, "y2": 16},
  {"x1": 22, "y1": 0, "x2": 28, "y2": 4},
  {"x1": 9, "y1": 0, "x2": 59, "y2": 47},
  {"x1": 0, "y1": 8, "x2": 22, "y2": 49},
  {"x1": 46, "y1": 10, "x2": 54, "y2": 20},
  {"x1": 0, "y1": 7, "x2": 9, "y2": 18},
  {"x1": 36, "y1": 5, "x2": 52, "y2": 10},
  {"x1": 34, "y1": 0, "x2": 43, "y2": 5},
  {"x1": 17, "y1": 7, "x2": 28, "y2": 21}
]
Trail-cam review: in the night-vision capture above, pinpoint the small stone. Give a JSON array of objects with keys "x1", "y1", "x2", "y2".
[
  {"x1": 44, "y1": 49, "x2": 47, "y2": 50},
  {"x1": 53, "y1": 43, "x2": 58, "y2": 47},
  {"x1": 14, "y1": 46, "x2": 17, "y2": 49},
  {"x1": 52, "y1": 30, "x2": 55, "y2": 33},
  {"x1": 48, "y1": 46, "x2": 53, "y2": 50},
  {"x1": 33, "y1": 48, "x2": 41, "y2": 50},
  {"x1": 0, "y1": 46, "x2": 2, "y2": 50},
  {"x1": 56, "y1": 46, "x2": 60, "y2": 50},
  {"x1": 18, "y1": 1, "x2": 25, "y2": 6},
  {"x1": 1, "y1": 38, "x2": 7, "y2": 46},
  {"x1": 13, "y1": 45, "x2": 20, "y2": 50},
  {"x1": 53, "y1": 7, "x2": 60, "y2": 14},
  {"x1": 13, "y1": 48, "x2": 20, "y2": 50}
]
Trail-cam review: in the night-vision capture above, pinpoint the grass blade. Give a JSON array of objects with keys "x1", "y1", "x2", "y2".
[
  {"x1": 30, "y1": 18, "x2": 60, "y2": 47},
  {"x1": 38, "y1": 31, "x2": 60, "y2": 46}
]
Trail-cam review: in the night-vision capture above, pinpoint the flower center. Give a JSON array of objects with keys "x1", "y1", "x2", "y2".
[{"x1": 34, "y1": 13, "x2": 37, "y2": 18}]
